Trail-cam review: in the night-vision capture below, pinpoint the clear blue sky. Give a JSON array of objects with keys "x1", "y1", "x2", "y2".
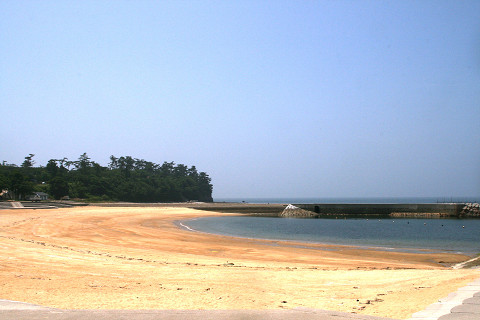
[{"x1": 1, "y1": 1, "x2": 479, "y2": 199}]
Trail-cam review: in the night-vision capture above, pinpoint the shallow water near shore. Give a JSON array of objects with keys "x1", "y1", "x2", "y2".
[{"x1": 183, "y1": 216, "x2": 480, "y2": 255}]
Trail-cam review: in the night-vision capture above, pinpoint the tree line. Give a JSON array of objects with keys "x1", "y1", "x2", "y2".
[{"x1": 0, "y1": 153, "x2": 213, "y2": 202}]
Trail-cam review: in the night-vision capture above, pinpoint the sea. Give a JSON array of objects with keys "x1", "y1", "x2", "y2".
[{"x1": 182, "y1": 196, "x2": 480, "y2": 255}]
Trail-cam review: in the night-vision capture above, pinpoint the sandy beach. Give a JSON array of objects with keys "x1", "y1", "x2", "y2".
[{"x1": 0, "y1": 206, "x2": 478, "y2": 319}]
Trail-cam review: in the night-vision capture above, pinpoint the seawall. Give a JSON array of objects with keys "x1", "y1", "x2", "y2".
[
  {"x1": 70, "y1": 202, "x2": 470, "y2": 217},
  {"x1": 294, "y1": 203, "x2": 465, "y2": 217}
]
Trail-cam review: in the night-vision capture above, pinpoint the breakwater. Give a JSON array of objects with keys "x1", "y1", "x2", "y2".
[
  {"x1": 89, "y1": 202, "x2": 477, "y2": 218},
  {"x1": 191, "y1": 202, "x2": 473, "y2": 218},
  {"x1": 293, "y1": 203, "x2": 466, "y2": 217}
]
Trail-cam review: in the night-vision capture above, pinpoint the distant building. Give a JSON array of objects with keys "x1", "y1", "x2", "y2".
[{"x1": 26, "y1": 192, "x2": 49, "y2": 201}]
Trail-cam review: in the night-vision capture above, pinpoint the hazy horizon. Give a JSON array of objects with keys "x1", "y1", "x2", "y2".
[{"x1": 1, "y1": 1, "x2": 479, "y2": 199}]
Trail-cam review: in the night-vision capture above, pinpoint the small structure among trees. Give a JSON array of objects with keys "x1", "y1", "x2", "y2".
[{"x1": 26, "y1": 192, "x2": 49, "y2": 201}]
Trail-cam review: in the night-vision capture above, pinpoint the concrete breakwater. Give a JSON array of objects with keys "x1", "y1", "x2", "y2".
[
  {"x1": 91, "y1": 201, "x2": 477, "y2": 218},
  {"x1": 195, "y1": 202, "x2": 473, "y2": 218},
  {"x1": 292, "y1": 203, "x2": 467, "y2": 217}
]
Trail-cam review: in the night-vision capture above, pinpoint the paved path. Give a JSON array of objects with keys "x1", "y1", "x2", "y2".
[{"x1": 409, "y1": 278, "x2": 480, "y2": 320}]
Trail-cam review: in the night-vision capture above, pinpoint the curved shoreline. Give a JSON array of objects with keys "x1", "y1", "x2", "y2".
[
  {"x1": 177, "y1": 216, "x2": 479, "y2": 258},
  {"x1": 0, "y1": 206, "x2": 478, "y2": 319}
]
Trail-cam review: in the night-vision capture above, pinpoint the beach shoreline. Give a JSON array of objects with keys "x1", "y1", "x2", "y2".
[
  {"x1": 176, "y1": 215, "x2": 480, "y2": 257},
  {"x1": 0, "y1": 205, "x2": 478, "y2": 319}
]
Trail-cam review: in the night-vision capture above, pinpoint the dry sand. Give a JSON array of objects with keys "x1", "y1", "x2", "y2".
[{"x1": 0, "y1": 206, "x2": 478, "y2": 319}]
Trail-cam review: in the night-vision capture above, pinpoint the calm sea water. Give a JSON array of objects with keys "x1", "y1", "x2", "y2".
[{"x1": 183, "y1": 216, "x2": 480, "y2": 254}]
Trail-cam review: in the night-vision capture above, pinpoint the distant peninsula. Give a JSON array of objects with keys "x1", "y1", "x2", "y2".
[{"x1": 0, "y1": 153, "x2": 213, "y2": 203}]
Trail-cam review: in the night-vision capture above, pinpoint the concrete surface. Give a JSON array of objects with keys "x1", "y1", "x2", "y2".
[{"x1": 409, "y1": 278, "x2": 480, "y2": 320}]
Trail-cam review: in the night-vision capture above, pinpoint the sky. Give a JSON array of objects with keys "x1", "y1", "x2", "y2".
[{"x1": 1, "y1": 1, "x2": 479, "y2": 199}]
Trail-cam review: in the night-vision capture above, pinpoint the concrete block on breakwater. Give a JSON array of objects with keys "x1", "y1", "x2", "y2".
[
  {"x1": 279, "y1": 204, "x2": 317, "y2": 218},
  {"x1": 460, "y1": 203, "x2": 480, "y2": 217}
]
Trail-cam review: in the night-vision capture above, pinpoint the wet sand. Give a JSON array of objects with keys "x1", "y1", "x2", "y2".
[{"x1": 0, "y1": 206, "x2": 478, "y2": 319}]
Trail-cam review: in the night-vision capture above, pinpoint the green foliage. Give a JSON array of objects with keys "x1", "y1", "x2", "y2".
[
  {"x1": 34, "y1": 183, "x2": 49, "y2": 194},
  {"x1": 1, "y1": 154, "x2": 213, "y2": 203},
  {"x1": 49, "y1": 176, "x2": 69, "y2": 200},
  {"x1": 21, "y1": 154, "x2": 35, "y2": 168},
  {"x1": 7, "y1": 170, "x2": 34, "y2": 200},
  {"x1": 0, "y1": 172, "x2": 8, "y2": 190}
]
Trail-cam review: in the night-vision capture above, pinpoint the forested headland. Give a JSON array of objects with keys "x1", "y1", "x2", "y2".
[{"x1": 0, "y1": 153, "x2": 213, "y2": 202}]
